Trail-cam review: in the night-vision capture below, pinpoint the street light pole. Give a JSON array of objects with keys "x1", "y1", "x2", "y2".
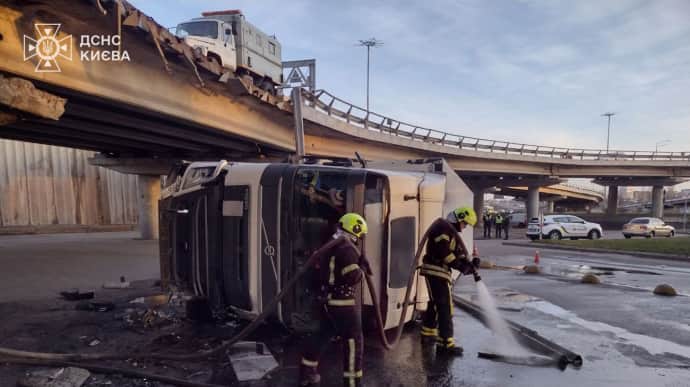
[
  {"x1": 357, "y1": 38, "x2": 383, "y2": 113},
  {"x1": 655, "y1": 139, "x2": 671, "y2": 153},
  {"x1": 601, "y1": 112, "x2": 615, "y2": 153}
]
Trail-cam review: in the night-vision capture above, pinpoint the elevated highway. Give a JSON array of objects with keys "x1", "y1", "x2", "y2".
[{"x1": 1, "y1": 0, "x2": 688, "y2": 233}]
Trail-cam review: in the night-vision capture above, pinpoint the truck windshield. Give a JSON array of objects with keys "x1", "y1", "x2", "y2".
[{"x1": 176, "y1": 21, "x2": 218, "y2": 39}]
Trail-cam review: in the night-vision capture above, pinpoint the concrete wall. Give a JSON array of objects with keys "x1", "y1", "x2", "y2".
[{"x1": 0, "y1": 139, "x2": 139, "y2": 228}]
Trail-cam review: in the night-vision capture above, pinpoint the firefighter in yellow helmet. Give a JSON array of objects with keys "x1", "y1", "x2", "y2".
[
  {"x1": 420, "y1": 207, "x2": 481, "y2": 356},
  {"x1": 299, "y1": 213, "x2": 371, "y2": 387}
]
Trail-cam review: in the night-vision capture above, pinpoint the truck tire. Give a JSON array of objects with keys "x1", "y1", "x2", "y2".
[{"x1": 207, "y1": 52, "x2": 222, "y2": 67}]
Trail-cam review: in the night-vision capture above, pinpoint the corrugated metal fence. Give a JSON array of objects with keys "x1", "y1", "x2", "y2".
[{"x1": 0, "y1": 139, "x2": 139, "y2": 226}]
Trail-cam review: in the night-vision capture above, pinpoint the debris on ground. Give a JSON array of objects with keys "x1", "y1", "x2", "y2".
[
  {"x1": 17, "y1": 367, "x2": 90, "y2": 387},
  {"x1": 102, "y1": 282, "x2": 130, "y2": 289},
  {"x1": 186, "y1": 297, "x2": 214, "y2": 323},
  {"x1": 59, "y1": 290, "x2": 95, "y2": 301},
  {"x1": 653, "y1": 284, "x2": 677, "y2": 296},
  {"x1": 128, "y1": 294, "x2": 170, "y2": 308},
  {"x1": 523, "y1": 265, "x2": 541, "y2": 274},
  {"x1": 228, "y1": 342, "x2": 279, "y2": 382},
  {"x1": 102, "y1": 276, "x2": 131, "y2": 289},
  {"x1": 581, "y1": 273, "x2": 601, "y2": 284},
  {"x1": 75, "y1": 301, "x2": 115, "y2": 312}
]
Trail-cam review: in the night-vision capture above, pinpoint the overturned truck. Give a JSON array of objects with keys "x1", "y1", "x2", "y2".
[{"x1": 159, "y1": 159, "x2": 473, "y2": 330}]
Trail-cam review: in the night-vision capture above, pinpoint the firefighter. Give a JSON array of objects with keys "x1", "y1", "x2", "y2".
[
  {"x1": 494, "y1": 212, "x2": 504, "y2": 239},
  {"x1": 420, "y1": 207, "x2": 480, "y2": 356},
  {"x1": 299, "y1": 213, "x2": 370, "y2": 387}
]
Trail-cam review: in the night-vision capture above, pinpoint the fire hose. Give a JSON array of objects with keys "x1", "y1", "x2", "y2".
[{"x1": 0, "y1": 219, "x2": 472, "y2": 384}]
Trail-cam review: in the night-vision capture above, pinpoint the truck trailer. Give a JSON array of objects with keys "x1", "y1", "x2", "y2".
[
  {"x1": 175, "y1": 10, "x2": 282, "y2": 92},
  {"x1": 159, "y1": 159, "x2": 474, "y2": 331}
]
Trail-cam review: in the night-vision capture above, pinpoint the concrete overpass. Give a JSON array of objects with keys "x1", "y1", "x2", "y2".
[{"x1": 1, "y1": 0, "x2": 689, "y2": 236}]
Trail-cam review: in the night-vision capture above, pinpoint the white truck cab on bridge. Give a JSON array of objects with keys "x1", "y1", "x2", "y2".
[
  {"x1": 175, "y1": 10, "x2": 283, "y2": 92},
  {"x1": 159, "y1": 159, "x2": 474, "y2": 331}
]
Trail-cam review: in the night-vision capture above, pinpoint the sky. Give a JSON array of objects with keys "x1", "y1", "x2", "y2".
[{"x1": 131, "y1": 0, "x2": 690, "y2": 153}]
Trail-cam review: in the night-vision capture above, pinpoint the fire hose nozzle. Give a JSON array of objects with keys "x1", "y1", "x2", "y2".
[{"x1": 473, "y1": 271, "x2": 482, "y2": 282}]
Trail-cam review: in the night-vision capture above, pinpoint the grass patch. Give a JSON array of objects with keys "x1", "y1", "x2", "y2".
[{"x1": 536, "y1": 237, "x2": 690, "y2": 256}]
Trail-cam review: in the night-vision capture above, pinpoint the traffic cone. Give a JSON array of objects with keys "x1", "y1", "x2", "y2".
[
  {"x1": 534, "y1": 250, "x2": 540, "y2": 265},
  {"x1": 472, "y1": 244, "x2": 480, "y2": 258}
]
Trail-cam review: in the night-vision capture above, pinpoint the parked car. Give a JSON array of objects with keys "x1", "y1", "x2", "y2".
[
  {"x1": 526, "y1": 215, "x2": 603, "y2": 240},
  {"x1": 622, "y1": 217, "x2": 675, "y2": 238}
]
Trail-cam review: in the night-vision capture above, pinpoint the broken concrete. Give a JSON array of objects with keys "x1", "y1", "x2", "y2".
[
  {"x1": 228, "y1": 342, "x2": 279, "y2": 382},
  {"x1": 0, "y1": 76, "x2": 66, "y2": 120},
  {"x1": 17, "y1": 367, "x2": 90, "y2": 387}
]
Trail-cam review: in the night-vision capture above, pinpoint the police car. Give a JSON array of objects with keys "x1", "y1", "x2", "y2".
[{"x1": 526, "y1": 215, "x2": 603, "y2": 240}]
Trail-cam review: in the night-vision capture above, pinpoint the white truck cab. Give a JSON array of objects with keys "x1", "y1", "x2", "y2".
[
  {"x1": 175, "y1": 10, "x2": 283, "y2": 92},
  {"x1": 177, "y1": 18, "x2": 237, "y2": 71}
]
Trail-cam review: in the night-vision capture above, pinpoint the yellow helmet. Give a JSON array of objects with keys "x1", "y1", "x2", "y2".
[
  {"x1": 448, "y1": 207, "x2": 477, "y2": 227},
  {"x1": 339, "y1": 213, "x2": 368, "y2": 238}
]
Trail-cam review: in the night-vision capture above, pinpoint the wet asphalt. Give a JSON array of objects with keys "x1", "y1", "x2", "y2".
[
  {"x1": 268, "y1": 238, "x2": 690, "y2": 386},
  {"x1": 1, "y1": 232, "x2": 689, "y2": 386}
]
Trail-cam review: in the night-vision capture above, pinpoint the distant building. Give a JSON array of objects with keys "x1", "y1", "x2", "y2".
[{"x1": 632, "y1": 190, "x2": 652, "y2": 202}]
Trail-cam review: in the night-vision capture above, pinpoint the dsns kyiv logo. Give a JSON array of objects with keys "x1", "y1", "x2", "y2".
[{"x1": 23, "y1": 23, "x2": 73, "y2": 73}]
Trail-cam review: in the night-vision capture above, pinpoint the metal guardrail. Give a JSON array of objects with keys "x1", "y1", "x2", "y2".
[{"x1": 302, "y1": 89, "x2": 690, "y2": 161}]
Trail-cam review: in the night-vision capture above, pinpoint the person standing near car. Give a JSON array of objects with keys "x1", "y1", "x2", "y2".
[{"x1": 494, "y1": 212, "x2": 503, "y2": 239}]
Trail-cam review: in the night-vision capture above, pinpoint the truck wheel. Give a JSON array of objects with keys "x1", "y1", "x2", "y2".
[
  {"x1": 548, "y1": 230, "x2": 562, "y2": 240},
  {"x1": 207, "y1": 53, "x2": 222, "y2": 68},
  {"x1": 259, "y1": 78, "x2": 275, "y2": 94},
  {"x1": 588, "y1": 230, "x2": 601, "y2": 240}
]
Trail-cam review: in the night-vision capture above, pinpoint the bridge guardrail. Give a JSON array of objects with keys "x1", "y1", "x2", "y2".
[{"x1": 302, "y1": 89, "x2": 690, "y2": 162}]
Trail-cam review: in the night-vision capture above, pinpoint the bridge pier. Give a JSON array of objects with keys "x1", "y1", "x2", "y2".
[
  {"x1": 137, "y1": 175, "x2": 161, "y2": 240},
  {"x1": 526, "y1": 186, "x2": 540, "y2": 220},
  {"x1": 473, "y1": 188, "x2": 485, "y2": 219},
  {"x1": 547, "y1": 201, "x2": 555, "y2": 213},
  {"x1": 607, "y1": 186, "x2": 619, "y2": 216},
  {"x1": 652, "y1": 185, "x2": 664, "y2": 218}
]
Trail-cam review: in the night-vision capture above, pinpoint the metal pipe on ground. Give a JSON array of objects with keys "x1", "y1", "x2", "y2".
[{"x1": 452, "y1": 294, "x2": 583, "y2": 370}]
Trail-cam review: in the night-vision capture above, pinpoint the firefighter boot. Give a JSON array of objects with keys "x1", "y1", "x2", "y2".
[
  {"x1": 436, "y1": 337, "x2": 464, "y2": 357},
  {"x1": 299, "y1": 374, "x2": 321, "y2": 387},
  {"x1": 299, "y1": 358, "x2": 321, "y2": 386}
]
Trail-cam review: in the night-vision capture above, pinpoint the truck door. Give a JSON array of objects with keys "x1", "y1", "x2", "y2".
[
  {"x1": 220, "y1": 185, "x2": 251, "y2": 310},
  {"x1": 219, "y1": 22, "x2": 237, "y2": 71},
  {"x1": 281, "y1": 166, "x2": 362, "y2": 328}
]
